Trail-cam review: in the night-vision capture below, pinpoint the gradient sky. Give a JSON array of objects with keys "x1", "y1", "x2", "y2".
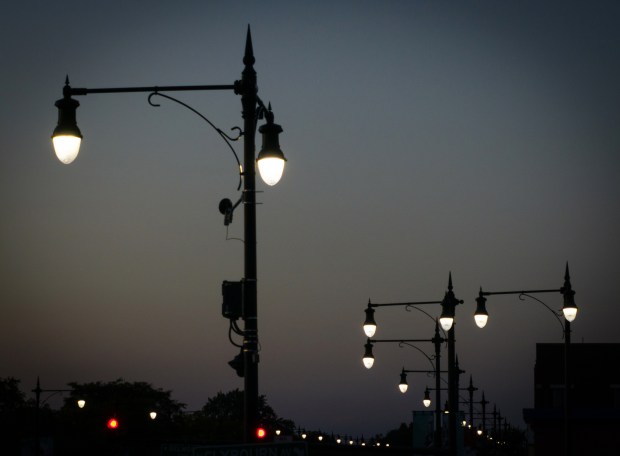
[{"x1": 2, "y1": 0, "x2": 619, "y2": 439}]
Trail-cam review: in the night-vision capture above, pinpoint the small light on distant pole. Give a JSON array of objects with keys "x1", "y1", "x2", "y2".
[
  {"x1": 149, "y1": 411, "x2": 157, "y2": 420},
  {"x1": 362, "y1": 340, "x2": 375, "y2": 369},
  {"x1": 77, "y1": 399, "x2": 86, "y2": 409},
  {"x1": 440, "y1": 298, "x2": 455, "y2": 331},
  {"x1": 398, "y1": 370, "x2": 408, "y2": 393},
  {"x1": 275, "y1": 429, "x2": 281, "y2": 436},
  {"x1": 423, "y1": 388, "x2": 431, "y2": 408},
  {"x1": 474, "y1": 289, "x2": 489, "y2": 328},
  {"x1": 51, "y1": 78, "x2": 82, "y2": 165},
  {"x1": 363, "y1": 302, "x2": 377, "y2": 338},
  {"x1": 561, "y1": 264, "x2": 578, "y2": 322}
]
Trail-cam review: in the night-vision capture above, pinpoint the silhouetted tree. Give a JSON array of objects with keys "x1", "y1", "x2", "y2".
[
  {"x1": 384, "y1": 422, "x2": 413, "y2": 447},
  {"x1": 57, "y1": 379, "x2": 185, "y2": 455},
  {"x1": 198, "y1": 388, "x2": 295, "y2": 443},
  {"x1": 0, "y1": 377, "x2": 30, "y2": 454}
]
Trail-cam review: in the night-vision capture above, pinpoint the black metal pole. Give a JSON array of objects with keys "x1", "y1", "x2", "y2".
[
  {"x1": 447, "y1": 324, "x2": 457, "y2": 456},
  {"x1": 467, "y1": 376, "x2": 476, "y2": 427},
  {"x1": 564, "y1": 319, "x2": 571, "y2": 456},
  {"x1": 34, "y1": 378, "x2": 41, "y2": 456},
  {"x1": 433, "y1": 322, "x2": 442, "y2": 450},
  {"x1": 481, "y1": 392, "x2": 488, "y2": 435},
  {"x1": 240, "y1": 28, "x2": 259, "y2": 443}
]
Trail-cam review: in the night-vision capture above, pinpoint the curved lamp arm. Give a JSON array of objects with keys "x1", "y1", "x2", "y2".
[
  {"x1": 398, "y1": 341, "x2": 437, "y2": 371},
  {"x1": 519, "y1": 293, "x2": 566, "y2": 338},
  {"x1": 148, "y1": 91, "x2": 243, "y2": 190}
]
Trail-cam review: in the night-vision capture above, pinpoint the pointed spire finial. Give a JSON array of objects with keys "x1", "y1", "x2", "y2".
[
  {"x1": 243, "y1": 24, "x2": 255, "y2": 67},
  {"x1": 448, "y1": 272, "x2": 453, "y2": 291},
  {"x1": 564, "y1": 262, "x2": 570, "y2": 281}
]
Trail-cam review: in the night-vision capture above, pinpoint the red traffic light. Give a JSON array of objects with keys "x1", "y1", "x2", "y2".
[
  {"x1": 107, "y1": 418, "x2": 119, "y2": 429},
  {"x1": 256, "y1": 427, "x2": 267, "y2": 439}
]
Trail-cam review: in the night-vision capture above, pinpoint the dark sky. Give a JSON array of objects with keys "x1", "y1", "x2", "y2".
[{"x1": 1, "y1": 0, "x2": 619, "y2": 439}]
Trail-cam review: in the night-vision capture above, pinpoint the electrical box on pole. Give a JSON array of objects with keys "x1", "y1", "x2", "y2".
[{"x1": 222, "y1": 280, "x2": 243, "y2": 320}]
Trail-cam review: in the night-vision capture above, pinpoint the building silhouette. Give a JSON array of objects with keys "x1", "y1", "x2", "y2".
[{"x1": 523, "y1": 343, "x2": 620, "y2": 456}]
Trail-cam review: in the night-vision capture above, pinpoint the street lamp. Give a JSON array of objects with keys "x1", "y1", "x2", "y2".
[
  {"x1": 364, "y1": 323, "x2": 445, "y2": 451},
  {"x1": 50, "y1": 27, "x2": 286, "y2": 443},
  {"x1": 474, "y1": 263, "x2": 577, "y2": 456},
  {"x1": 361, "y1": 273, "x2": 463, "y2": 456},
  {"x1": 32, "y1": 377, "x2": 75, "y2": 455},
  {"x1": 474, "y1": 263, "x2": 577, "y2": 330},
  {"x1": 362, "y1": 340, "x2": 375, "y2": 369},
  {"x1": 423, "y1": 387, "x2": 432, "y2": 408},
  {"x1": 398, "y1": 369, "x2": 408, "y2": 393},
  {"x1": 363, "y1": 302, "x2": 377, "y2": 338},
  {"x1": 398, "y1": 368, "x2": 446, "y2": 395}
]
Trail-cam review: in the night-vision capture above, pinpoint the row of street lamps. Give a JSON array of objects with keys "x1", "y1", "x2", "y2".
[
  {"x1": 361, "y1": 264, "x2": 578, "y2": 456},
  {"x1": 49, "y1": 27, "x2": 579, "y2": 453}
]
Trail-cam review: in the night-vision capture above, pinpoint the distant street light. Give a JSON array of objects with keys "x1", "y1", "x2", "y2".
[
  {"x1": 32, "y1": 377, "x2": 73, "y2": 455},
  {"x1": 474, "y1": 263, "x2": 577, "y2": 456},
  {"x1": 423, "y1": 388, "x2": 432, "y2": 408},
  {"x1": 361, "y1": 274, "x2": 463, "y2": 456},
  {"x1": 50, "y1": 27, "x2": 286, "y2": 443}
]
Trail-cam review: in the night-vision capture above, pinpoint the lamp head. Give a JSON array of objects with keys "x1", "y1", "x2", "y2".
[
  {"x1": 474, "y1": 289, "x2": 489, "y2": 328},
  {"x1": 561, "y1": 264, "x2": 578, "y2": 322},
  {"x1": 257, "y1": 107, "x2": 286, "y2": 186},
  {"x1": 363, "y1": 303, "x2": 377, "y2": 338},
  {"x1": 439, "y1": 291, "x2": 455, "y2": 331},
  {"x1": 439, "y1": 273, "x2": 458, "y2": 331},
  {"x1": 398, "y1": 370, "x2": 408, "y2": 393},
  {"x1": 423, "y1": 388, "x2": 431, "y2": 408},
  {"x1": 52, "y1": 78, "x2": 82, "y2": 164},
  {"x1": 362, "y1": 340, "x2": 375, "y2": 369}
]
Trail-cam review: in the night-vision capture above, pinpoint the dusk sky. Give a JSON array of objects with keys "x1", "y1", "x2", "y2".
[{"x1": 2, "y1": 0, "x2": 619, "y2": 439}]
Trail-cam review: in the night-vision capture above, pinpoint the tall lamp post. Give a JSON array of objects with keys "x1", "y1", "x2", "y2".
[
  {"x1": 473, "y1": 263, "x2": 577, "y2": 456},
  {"x1": 398, "y1": 364, "x2": 447, "y2": 450},
  {"x1": 363, "y1": 336, "x2": 442, "y2": 451},
  {"x1": 32, "y1": 377, "x2": 80, "y2": 455},
  {"x1": 50, "y1": 28, "x2": 287, "y2": 443},
  {"x1": 362, "y1": 273, "x2": 463, "y2": 456}
]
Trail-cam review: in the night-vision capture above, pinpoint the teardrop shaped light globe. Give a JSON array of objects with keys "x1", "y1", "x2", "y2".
[
  {"x1": 474, "y1": 314, "x2": 489, "y2": 329},
  {"x1": 257, "y1": 157, "x2": 285, "y2": 186},
  {"x1": 439, "y1": 316, "x2": 454, "y2": 332},
  {"x1": 423, "y1": 398, "x2": 431, "y2": 408},
  {"x1": 53, "y1": 135, "x2": 81, "y2": 164},
  {"x1": 562, "y1": 306, "x2": 578, "y2": 322},
  {"x1": 363, "y1": 356, "x2": 375, "y2": 369},
  {"x1": 399, "y1": 383, "x2": 408, "y2": 394},
  {"x1": 363, "y1": 323, "x2": 376, "y2": 338}
]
